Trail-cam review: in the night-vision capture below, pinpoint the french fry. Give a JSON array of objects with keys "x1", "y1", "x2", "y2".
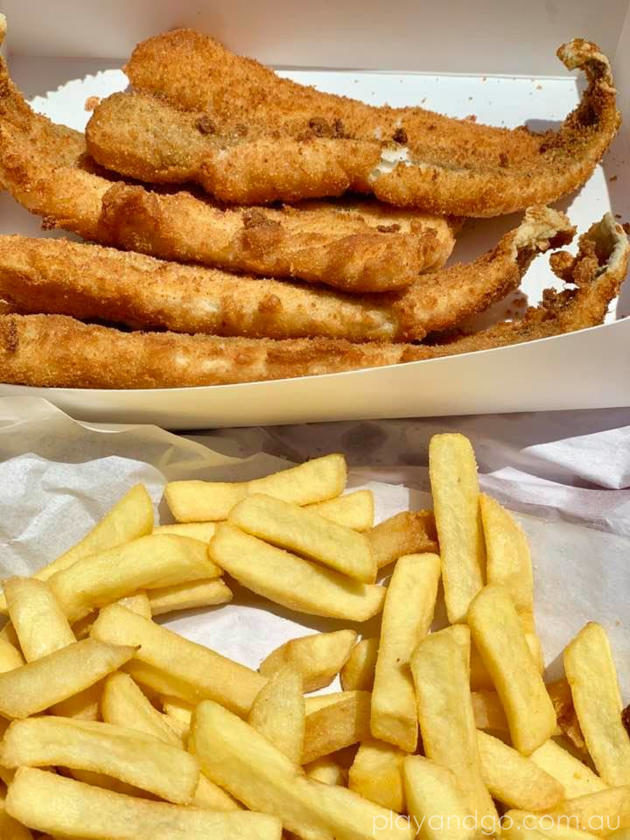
[
  {"x1": 477, "y1": 730, "x2": 565, "y2": 810},
  {"x1": 503, "y1": 809, "x2": 601, "y2": 840},
  {"x1": 306, "y1": 756, "x2": 347, "y2": 786},
  {"x1": 367, "y1": 510, "x2": 438, "y2": 570},
  {"x1": 154, "y1": 522, "x2": 217, "y2": 542},
  {"x1": 349, "y1": 739, "x2": 406, "y2": 813},
  {"x1": 303, "y1": 690, "x2": 372, "y2": 764},
  {"x1": 229, "y1": 494, "x2": 376, "y2": 582},
  {"x1": 471, "y1": 689, "x2": 509, "y2": 732},
  {"x1": 102, "y1": 672, "x2": 184, "y2": 747},
  {"x1": 520, "y1": 609, "x2": 545, "y2": 672},
  {"x1": 547, "y1": 677, "x2": 587, "y2": 754},
  {"x1": 403, "y1": 756, "x2": 477, "y2": 840},
  {"x1": 166, "y1": 454, "x2": 347, "y2": 522},
  {"x1": 305, "y1": 691, "x2": 349, "y2": 713},
  {"x1": 429, "y1": 433, "x2": 484, "y2": 623},
  {"x1": 162, "y1": 695, "x2": 194, "y2": 729},
  {"x1": 467, "y1": 585, "x2": 556, "y2": 754},
  {"x1": 0, "y1": 636, "x2": 23, "y2": 673},
  {"x1": 410, "y1": 624, "x2": 497, "y2": 824},
  {"x1": 481, "y1": 494, "x2": 533, "y2": 612},
  {"x1": 0, "y1": 484, "x2": 153, "y2": 615},
  {"x1": 0, "y1": 638, "x2": 135, "y2": 719},
  {"x1": 50, "y1": 534, "x2": 220, "y2": 622},
  {"x1": 54, "y1": 682, "x2": 102, "y2": 721},
  {"x1": 341, "y1": 638, "x2": 378, "y2": 692},
  {"x1": 249, "y1": 666, "x2": 305, "y2": 764},
  {"x1": 3, "y1": 577, "x2": 74, "y2": 661},
  {"x1": 542, "y1": 786, "x2": 630, "y2": 836},
  {"x1": 117, "y1": 591, "x2": 153, "y2": 619},
  {"x1": 148, "y1": 579, "x2": 232, "y2": 616},
  {"x1": 6, "y1": 767, "x2": 281, "y2": 840},
  {"x1": 260, "y1": 629, "x2": 357, "y2": 692},
  {"x1": 191, "y1": 699, "x2": 415, "y2": 840},
  {"x1": 371, "y1": 553, "x2": 440, "y2": 752},
  {"x1": 564, "y1": 622, "x2": 630, "y2": 787},
  {"x1": 210, "y1": 524, "x2": 385, "y2": 621},
  {"x1": 529, "y1": 740, "x2": 608, "y2": 799},
  {"x1": 0, "y1": 716, "x2": 200, "y2": 805},
  {"x1": 0, "y1": 801, "x2": 32, "y2": 840},
  {"x1": 307, "y1": 490, "x2": 374, "y2": 531},
  {"x1": 91, "y1": 604, "x2": 265, "y2": 716},
  {"x1": 102, "y1": 673, "x2": 238, "y2": 811}
]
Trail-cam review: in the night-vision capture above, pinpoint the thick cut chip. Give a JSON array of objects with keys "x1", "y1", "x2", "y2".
[
  {"x1": 349, "y1": 739, "x2": 406, "y2": 813},
  {"x1": 0, "y1": 636, "x2": 23, "y2": 673},
  {"x1": 229, "y1": 494, "x2": 376, "y2": 582},
  {"x1": 481, "y1": 494, "x2": 533, "y2": 612},
  {"x1": 0, "y1": 638, "x2": 135, "y2": 719},
  {"x1": 471, "y1": 690, "x2": 509, "y2": 732},
  {"x1": 503, "y1": 809, "x2": 601, "y2": 840},
  {"x1": 248, "y1": 666, "x2": 304, "y2": 765},
  {"x1": 303, "y1": 690, "x2": 372, "y2": 764},
  {"x1": 547, "y1": 677, "x2": 587, "y2": 755},
  {"x1": 306, "y1": 756, "x2": 347, "y2": 787},
  {"x1": 477, "y1": 730, "x2": 565, "y2": 810},
  {"x1": 4, "y1": 577, "x2": 74, "y2": 662},
  {"x1": 191, "y1": 699, "x2": 414, "y2": 840},
  {"x1": 102, "y1": 672, "x2": 184, "y2": 747},
  {"x1": 564, "y1": 622, "x2": 630, "y2": 787},
  {"x1": 468, "y1": 585, "x2": 556, "y2": 754},
  {"x1": 0, "y1": 485, "x2": 154, "y2": 614},
  {"x1": 260, "y1": 629, "x2": 357, "y2": 693},
  {"x1": 410, "y1": 625, "x2": 497, "y2": 824},
  {"x1": 542, "y1": 786, "x2": 630, "y2": 836},
  {"x1": 6, "y1": 767, "x2": 280, "y2": 839},
  {"x1": 91, "y1": 604, "x2": 265, "y2": 716},
  {"x1": 429, "y1": 434, "x2": 484, "y2": 623},
  {"x1": 209, "y1": 524, "x2": 385, "y2": 621},
  {"x1": 371, "y1": 553, "x2": 440, "y2": 752},
  {"x1": 307, "y1": 490, "x2": 374, "y2": 531},
  {"x1": 154, "y1": 522, "x2": 217, "y2": 542},
  {"x1": 529, "y1": 739, "x2": 607, "y2": 799},
  {"x1": 148, "y1": 579, "x2": 232, "y2": 616},
  {"x1": 165, "y1": 454, "x2": 347, "y2": 521},
  {"x1": 403, "y1": 756, "x2": 477, "y2": 840},
  {"x1": 0, "y1": 716, "x2": 200, "y2": 805},
  {"x1": 367, "y1": 511, "x2": 438, "y2": 569},
  {"x1": 117, "y1": 591, "x2": 153, "y2": 619},
  {"x1": 50, "y1": 534, "x2": 220, "y2": 622},
  {"x1": 341, "y1": 638, "x2": 378, "y2": 692}
]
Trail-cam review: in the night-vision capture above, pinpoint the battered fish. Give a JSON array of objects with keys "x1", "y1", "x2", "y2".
[
  {"x1": 1, "y1": 215, "x2": 624, "y2": 389},
  {"x1": 0, "y1": 207, "x2": 572, "y2": 342},
  {"x1": 0, "y1": 24, "x2": 449, "y2": 294},
  {"x1": 85, "y1": 30, "x2": 620, "y2": 214}
]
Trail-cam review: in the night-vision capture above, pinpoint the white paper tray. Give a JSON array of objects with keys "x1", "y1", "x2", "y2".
[{"x1": 1, "y1": 4, "x2": 630, "y2": 428}]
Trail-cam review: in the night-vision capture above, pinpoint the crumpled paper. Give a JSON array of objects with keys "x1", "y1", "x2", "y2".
[{"x1": 1, "y1": 397, "x2": 628, "y2": 696}]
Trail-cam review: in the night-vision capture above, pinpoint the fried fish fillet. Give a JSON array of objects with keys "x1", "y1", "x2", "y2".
[
  {"x1": 0, "y1": 207, "x2": 572, "y2": 342},
  {"x1": 1, "y1": 215, "x2": 624, "y2": 389},
  {"x1": 0, "y1": 32, "x2": 448, "y2": 293},
  {"x1": 85, "y1": 30, "x2": 620, "y2": 214}
]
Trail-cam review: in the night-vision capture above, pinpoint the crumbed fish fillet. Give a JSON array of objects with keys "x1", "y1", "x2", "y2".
[
  {"x1": 85, "y1": 30, "x2": 620, "y2": 214},
  {"x1": 0, "y1": 215, "x2": 625, "y2": 389},
  {"x1": 0, "y1": 19, "x2": 450, "y2": 294},
  {"x1": 0, "y1": 207, "x2": 572, "y2": 341}
]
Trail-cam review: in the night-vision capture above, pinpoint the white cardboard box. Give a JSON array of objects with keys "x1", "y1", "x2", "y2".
[{"x1": 0, "y1": 0, "x2": 629, "y2": 428}]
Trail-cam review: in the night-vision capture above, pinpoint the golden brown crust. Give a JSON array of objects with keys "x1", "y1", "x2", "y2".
[
  {"x1": 0, "y1": 208, "x2": 571, "y2": 342},
  {"x1": 85, "y1": 30, "x2": 622, "y2": 215},
  {"x1": 0, "y1": 214, "x2": 625, "y2": 389},
  {"x1": 0, "y1": 50, "x2": 447, "y2": 294}
]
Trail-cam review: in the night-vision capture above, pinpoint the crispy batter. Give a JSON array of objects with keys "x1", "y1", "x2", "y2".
[
  {"x1": 0, "y1": 215, "x2": 625, "y2": 389},
  {"x1": 85, "y1": 30, "x2": 620, "y2": 214},
  {"x1": 0, "y1": 47, "x2": 447, "y2": 294},
  {"x1": 0, "y1": 208, "x2": 572, "y2": 342}
]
